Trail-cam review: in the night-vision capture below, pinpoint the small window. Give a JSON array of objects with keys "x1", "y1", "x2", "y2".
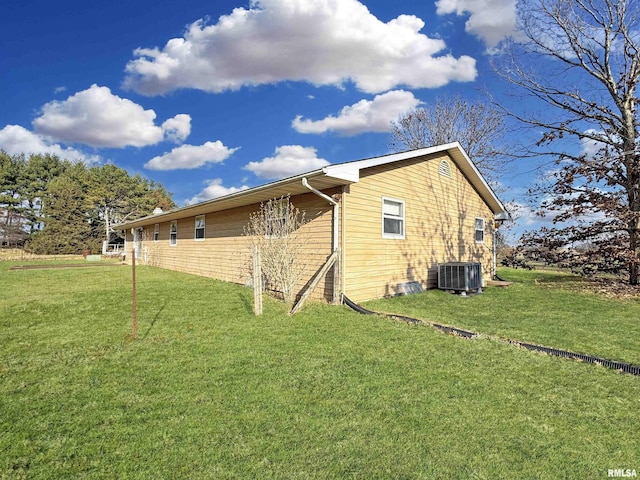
[
  {"x1": 475, "y1": 218, "x2": 485, "y2": 243},
  {"x1": 382, "y1": 197, "x2": 405, "y2": 239},
  {"x1": 195, "y1": 215, "x2": 205, "y2": 240},
  {"x1": 438, "y1": 160, "x2": 451, "y2": 178},
  {"x1": 170, "y1": 221, "x2": 177, "y2": 246},
  {"x1": 266, "y1": 198, "x2": 289, "y2": 238},
  {"x1": 153, "y1": 224, "x2": 159, "y2": 242}
]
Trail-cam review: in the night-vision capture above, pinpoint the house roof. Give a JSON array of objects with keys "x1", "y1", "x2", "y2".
[{"x1": 119, "y1": 142, "x2": 508, "y2": 230}]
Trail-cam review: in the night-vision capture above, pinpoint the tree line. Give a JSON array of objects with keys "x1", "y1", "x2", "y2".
[{"x1": 0, "y1": 151, "x2": 174, "y2": 254}]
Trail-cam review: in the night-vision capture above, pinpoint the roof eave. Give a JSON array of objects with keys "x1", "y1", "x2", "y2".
[
  {"x1": 118, "y1": 168, "x2": 333, "y2": 230},
  {"x1": 119, "y1": 143, "x2": 508, "y2": 230},
  {"x1": 442, "y1": 142, "x2": 508, "y2": 217},
  {"x1": 325, "y1": 142, "x2": 508, "y2": 217}
]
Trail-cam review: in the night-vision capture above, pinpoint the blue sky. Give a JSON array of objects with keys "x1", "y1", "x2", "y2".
[{"x1": 1, "y1": 0, "x2": 540, "y2": 238}]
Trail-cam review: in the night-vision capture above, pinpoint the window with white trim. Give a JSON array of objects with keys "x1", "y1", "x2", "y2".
[
  {"x1": 170, "y1": 221, "x2": 177, "y2": 246},
  {"x1": 195, "y1": 215, "x2": 205, "y2": 240},
  {"x1": 475, "y1": 218, "x2": 485, "y2": 243},
  {"x1": 154, "y1": 224, "x2": 159, "y2": 242},
  {"x1": 382, "y1": 197, "x2": 405, "y2": 239}
]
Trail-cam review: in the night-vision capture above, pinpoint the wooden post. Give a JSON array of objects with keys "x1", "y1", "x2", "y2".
[
  {"x1": 253, "y1": 246, "x2": 263, "y2": 316},
  {"x1": 290, "y1": 251, "x2": 337, "y2": 315},
  {"x1": 131, "y1": 247, "x2": 137, "y2": 339},
  {"x1": 333, "y1": 248, "x2": 341, "y2": 304}
]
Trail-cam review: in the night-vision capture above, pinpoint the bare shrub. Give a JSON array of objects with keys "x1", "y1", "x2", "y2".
[{"x1": 244, "y1": 196, "x2": 307, "y2": 304}]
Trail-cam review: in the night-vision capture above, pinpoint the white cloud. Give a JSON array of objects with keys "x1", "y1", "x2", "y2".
[
  {"x1": 244, "y1": 145, "x2": 329, "y2": 179},
  {"x1": 0, "y1": 124, "x2": 100, "y2": 164},
  {"x1": 581, "y1": 138, "x2": 604, "y2": 160},
  {"x1": 436, "y1": 0, "x2": 516, "y2": 47},
  {"x1": 145, "y1": 141, "x2": 239, "y2": 170},
  {"x1": 292, "y1": 90, "x2": 421, "y2": 136},
  {"x1": 497, "y1": 200, "x2": 543, "y2": 244},
  {"x1": 186, "y1": 178, "x2": 250, "y2": 205},
  {"x1": 164, "y1": 119, "x2": 194, "y2": 144},
  {"x1": 124, "y1": 0, "x2": 476, "y2": 95},
  {"x1": 32, "y1": 84, "x2": 190, "y2": 148},
  {"x1": 161, "y1": 114, "x2": 192, "y2": 143},
  {"x1": 506, "y1": 200, "x2": 541, "y2": 226},
  {"x1": 579, "y1": 129, "x2": 614, "y2": 159}
]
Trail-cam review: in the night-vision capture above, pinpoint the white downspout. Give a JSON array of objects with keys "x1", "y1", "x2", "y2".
[
  {"x1": 302, "y1": 177, "x2": 339, "y2": 253},
  {"x1": 493, "y1": 226, "x2": 497, "y2": 279}
]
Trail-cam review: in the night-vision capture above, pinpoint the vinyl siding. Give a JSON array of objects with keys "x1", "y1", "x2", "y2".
[
  {"x1": 124, "y1": 152, "x2": 496, "y2": 305},
  {"x1": 342, "y1": 152, "x2": 494, "y2": 302},
  {"x1": 127, "y1": 191, "x2": 337, "y2": 302}
]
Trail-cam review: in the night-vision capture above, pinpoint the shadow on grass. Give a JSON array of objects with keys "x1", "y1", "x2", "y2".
[
  {"x1": 142, "y1": 302, "x2": 166, "y2": 340},
  {"x1": 239, "y1": 291, "x2": 254, "y2": 315}
]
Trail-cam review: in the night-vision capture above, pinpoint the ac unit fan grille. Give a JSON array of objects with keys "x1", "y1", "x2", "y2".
[{"x1": 438, "y1": 262, "x2": 482, "y2": 292}]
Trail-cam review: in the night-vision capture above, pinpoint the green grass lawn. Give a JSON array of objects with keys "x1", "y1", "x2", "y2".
[
  {"x1": 1, "y1": 263, "x2": 639, "y2": 479},
  {"x1": 366, "y1": 268, "x2": 640, "y2": 366}
]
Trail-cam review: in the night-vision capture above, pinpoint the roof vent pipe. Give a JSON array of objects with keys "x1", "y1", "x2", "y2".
[{"x1": 302, "y1": 177, "x2": 338, "y2": 253}]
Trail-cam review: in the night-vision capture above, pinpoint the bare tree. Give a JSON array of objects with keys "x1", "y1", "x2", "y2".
[
  {"x1": 389, "y1": 96, "x2": 507, "y2": 181},
  {"x1": 498, "y1": 0, "x2": 640, "y2": 284},
  {"x1": 244, "y1": 196, "x2": 307, "y2": 304}
]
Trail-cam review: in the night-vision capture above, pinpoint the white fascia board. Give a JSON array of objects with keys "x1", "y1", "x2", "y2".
[
  {"x1": 322, "y1": 143, "x2": 463, "y2": 182},
  {"x1": 120, "y1": 142, "x2": 509, "y2": 229},
  {"x1": 119, "y1": 169, "x2": 328, "y2": 230},
  {"x1": 322, "y1": 165, "x2": 360, "y2": 183},
  {"x1": 324, "y1": 142, "x2": 508, "y2": 218},
  {"x1": 446, "y1": 145, "x2": 507, "y2": 214},
  {"x1": 321, "y1": 146, "x2": 442, "y2": 182}
]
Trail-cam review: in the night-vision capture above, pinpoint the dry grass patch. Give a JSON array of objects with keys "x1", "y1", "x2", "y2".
[{"x1": 0, "y1": 249, "x2": 82, "y2": 262}]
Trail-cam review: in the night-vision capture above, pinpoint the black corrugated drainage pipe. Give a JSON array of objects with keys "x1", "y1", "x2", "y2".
[
  {"x1": 341, "y1": 294, "x2": 476, "y2": 337},
  {"x1": 341, "y1": 294, "x2": 640, "y2": 376}
]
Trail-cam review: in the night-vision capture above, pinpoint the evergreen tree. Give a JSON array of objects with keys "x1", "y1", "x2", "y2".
[
  {"x1": 28, "y1": 165, "x2": 98, "y2": 254},
  {"x1": 0, "y1": 151, "x2": 27, "y2": 246},
  {"x1": 3, "y1": 150, "x2": 175, "y2": 254},
  {"x1": 22, "y1": 154, "x2": 69, "y2": 233}
]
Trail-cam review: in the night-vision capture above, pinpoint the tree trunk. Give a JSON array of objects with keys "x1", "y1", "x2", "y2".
[
  {"x1": 630, "y1": 226, "x2": 639, "y2": 285},
  {"x1": 625, "y1": 147, "x2": 639, "y2": 285}
]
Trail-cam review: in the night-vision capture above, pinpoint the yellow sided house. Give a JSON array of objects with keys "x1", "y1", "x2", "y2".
[{"x1": 120, "y1": 143, "x2": 508, "y2": 304}]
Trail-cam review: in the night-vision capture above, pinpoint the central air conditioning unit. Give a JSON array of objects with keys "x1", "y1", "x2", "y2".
[{"x1": 438, "y1": 262, "x2": 483, "y2": 294}]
